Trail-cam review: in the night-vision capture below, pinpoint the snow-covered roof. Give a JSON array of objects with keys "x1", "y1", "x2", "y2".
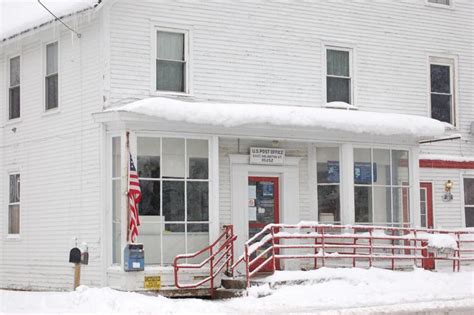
[
  {"x1": 104, "y1": 97, "x2": 446, "y2": 139},
  {"x1": 0, "y1": 0, "x2": 101, "y2": 41}
]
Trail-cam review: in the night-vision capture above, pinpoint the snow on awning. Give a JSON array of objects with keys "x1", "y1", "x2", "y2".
[{"x1": 101, "y1": 97, "x2": 446, "y2": 139}]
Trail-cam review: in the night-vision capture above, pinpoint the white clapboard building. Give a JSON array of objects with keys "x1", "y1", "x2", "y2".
[{"x1": 0, "y1": 0, "x2": 473, "y2": 291}]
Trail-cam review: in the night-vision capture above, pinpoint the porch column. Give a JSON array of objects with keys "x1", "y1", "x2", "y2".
[
  {"x1": 341, "y1": 143, "x2": 355, "y2": 225},
  {"x1": 411, "y1": 147, "x2": 421, "y2": 228}
]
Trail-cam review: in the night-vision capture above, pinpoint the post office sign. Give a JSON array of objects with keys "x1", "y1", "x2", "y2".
[
  {"x1": 144, "y1": 276, "x2": 161, "y2": 290},
  {"x1": 250, "y1": 147, "x2": 285, "y2": 165}
]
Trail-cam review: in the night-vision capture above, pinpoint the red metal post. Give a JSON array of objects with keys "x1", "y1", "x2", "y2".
[
  {"x1": 209, "y1": 246, "x2": 214, "y2": 298},
  {"x1": 391, "y1": 229, "x2": 395, "y2": 271},
  {"x1": 368, "y1": 228, "x2": 373, "y2": 268},
  {"x1": 314, "y1": 226, "x2": 318, "y2": 269},
  {"x1": 321, "y1": 226, "x2": 326, "y2": 267},
  {"x1": 245, "y1": 244, "x2": 250, "y2": 288},
  {"x1": 271, "y1": 226, "x2": 276, "y2": 273}
]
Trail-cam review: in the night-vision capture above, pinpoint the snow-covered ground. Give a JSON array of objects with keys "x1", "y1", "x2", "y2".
[{"x1": 1, "y1": 268, "x2": 473, "y2": 314}]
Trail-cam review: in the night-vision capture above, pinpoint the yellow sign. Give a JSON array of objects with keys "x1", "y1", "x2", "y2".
[{"x1": 144, "y1": 276, "x2": 161, "y2": 290}]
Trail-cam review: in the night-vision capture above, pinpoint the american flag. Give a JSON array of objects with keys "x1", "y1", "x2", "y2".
[{"x1": 128, "y1": 153, "x2": 142, "y2": 243}]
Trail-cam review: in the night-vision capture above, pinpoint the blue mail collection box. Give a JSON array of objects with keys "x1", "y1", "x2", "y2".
[{"x1": 124, "y1": 243, "x2": 144, "y2": 272}]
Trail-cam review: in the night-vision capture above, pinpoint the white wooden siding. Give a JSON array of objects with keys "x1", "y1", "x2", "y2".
[{"x1": 0, "y1": 18, "x2": 103, "y2": 290}]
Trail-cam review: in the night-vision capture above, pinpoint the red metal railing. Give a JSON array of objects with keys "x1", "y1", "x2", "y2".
[
  {"x1": 173, "y1": 225, "x2": 237, "y2": 298},
  {"x1": 231, "y1": 223, "x2": 474, "y2": 288}
]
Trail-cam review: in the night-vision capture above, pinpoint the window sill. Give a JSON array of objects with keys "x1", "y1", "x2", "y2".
[
  {"x1": 6, "y1": 234, "x2": 21, "y2": 241},
  {"x1": 42, "y1": 108, "x2": 61, "y2": 117},
  {"x1": 3, "y1": 117, "x2": 22, "y2": 127},
  {"x1": 150, "y1": 90, "x2": 193, "y2": 98}
]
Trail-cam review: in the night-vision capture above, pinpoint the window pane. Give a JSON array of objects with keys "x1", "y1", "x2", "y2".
[
  {"x1": 8, "y1": 205, "x2": 20, "y2": 234},
  {"x1": 163, "y1": 181, "x2": 184, "y2": 221},
  {"x1": 139, "y1": 180, "x2": 161, "y2": 216},
  {"x1": 9, "y1": 86, "x2": 20, "y2": 119},
  {"x1": 187, "y1": 182, "x2": 209, "y2": 221},
  {"x1": 354, "y1": 149, "x2": 371, "y2": 184},
  {"x1": 156, "y1": 60, "x2": 184, "y2": 92},
  {"x1": 393, "y1": 187, "x2": 410, "y2": 225},
  {"x1": 327, "y1": 77, "x2": 350, "y2": 103},
  {"x1": 327, "y1": 50, "x2": 349, "y2": 77},
  {"x1": 10, "y1": 56, "x2": 20, "y2": 86},
  {"x1": 431, "y1": 65, "x2": 450, "y2": 93},
  {"x1": 355, "y1": 186, "x2": 372, "y2": 223},
  {"x1": 112, "y1": 180, "x2": 122, "y2": 222},
  {"x1": 187, "y1": 225, "x2": 209, "y2": 263},
  {"x1": 373, "y1": 149, "x2": 390, "y2": 185},
  {"x1": 317, "y1": 147, "x2": 340, "y2": 184},
  {"x1": 318, "y1": 185, "x2": 340, "y2": 222},
  {"x1": 162, "y1": 138, "x2": 185, "y2": 178},
  {"x1": 112, "y1": 222, "x2": 121, "y2": 264},
  {"x1": 373, "y1": 187, "x2": 391, "y2": 224},
  {"x1": 463, "y1": 179, "x2": 474, "y2": 205},
  {"x1": 136, "y1": 216, "x2": 162, "y2": 265},
  {"x1": 465, "y1": 207, "x2": 474, "y2": 228},
  {"x1": 391, "y1": 150, "x2": 410, "y2": 186},
  {"x1": 163, "y1": 224, "x2": 185, "y2": 264},
  {"x1": 157, "y1": 31, "x2": 184, "y2": 61},
  {"x1": 138, "y1": 137, "x2": 161, "y2": 178},
  {"x1": 431, "y1": 94, "x2": 452, "y2": 123},
  {"x1": 9, "y1": 174, "x2": 20, "y2": 203},
  {"x1": 420, "y1": 215, "x2": 426, "y2": 228},
  {"x1": 112, "y1": 137, "x2": 121, "y2": 178},
  {"x1": 187, "y1": 139, "x2": 209, "y2": 179},
  {"x1": 46, "y1": 74, "x2": 58, "y2": 110},
  {"x1": 46, "y1": 42, "x2": 58, "y2": 75}
]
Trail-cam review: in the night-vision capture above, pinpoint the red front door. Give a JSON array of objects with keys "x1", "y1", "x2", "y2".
[
  {"x1": 248, "y1": 176, "x2": 280, "y2": 272},
  {"x1": 420, "y1": 182, "x2": 435, "y2": 270}
]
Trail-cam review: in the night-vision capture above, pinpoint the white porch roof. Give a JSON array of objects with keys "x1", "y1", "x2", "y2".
[{"x1": 93, "y1": 97, "x2": 446, "y2": 143}]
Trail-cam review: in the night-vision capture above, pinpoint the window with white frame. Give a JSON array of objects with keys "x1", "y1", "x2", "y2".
[
  {"x1": 8, "y1": 174, "x2": 20, "y2": 235},
  {"x1": 111, "y1": 137, "x2": 121, "y2": 264},
  {"x1": 463, "y1": 178, "x2": 474, "y2": 227},
  {"x1": 316, "y1": 147, "x2": 341, "y2": 223},
  {"x1": 155, "y1": 30, "x2": 187, "y2": 93},
  {"x1": 326, "y1": 48, "x2": 352, "y2": 104},
  {"x1": 45, "y1": 42, "x2": 59, "y2": 110},
  {"x1": 430, "y1": 57, "x2": 455, "y2": 125},
  {"x1": 136, "y1": 137, "x2": 209, "y2": 265},
  {"x1": 353, "y1": 148, "x2": 410, "y2": 226},
  {"x1": 9, "y1": 56, "x2": 20, "y2": 119}
]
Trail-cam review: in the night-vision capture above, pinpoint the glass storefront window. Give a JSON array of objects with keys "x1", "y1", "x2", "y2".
[
  {"x1": 354, "y1": 148, "x2": 410, "y2": 226},
  {"x1": 133, "y1": 136, "x2": 210, "y2": 266},
  {"x1": 316, "y1": 147, "x2": 341, "y2": 223}
]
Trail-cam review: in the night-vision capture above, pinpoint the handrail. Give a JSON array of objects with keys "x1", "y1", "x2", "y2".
[
  {"x1": 173, "y1": 225, "x2": 237, "y2": 298},
  {"x1": 232, "y1": 223, "x2": 474, "y2": 288}
]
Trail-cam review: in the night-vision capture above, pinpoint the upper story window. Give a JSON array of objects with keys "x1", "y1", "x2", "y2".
[
  {"x1": 430, "y1": 57, "x2": 455, "y2": 125},
  {"x1": 326, "y1": 48, "x2": 352, "y2": 104},
  {"x1": 9, "y1": 56, "x2": 20, "y2": 120},
  {"x1": 156, "y1": 30, "x2": 188, "y2": 93},
  {"x1": 8, "y1": 173, "x2": 20, "y2": 235},
  {"x1": 45, "y1": 42, "x2": 59, "y2": 110}
]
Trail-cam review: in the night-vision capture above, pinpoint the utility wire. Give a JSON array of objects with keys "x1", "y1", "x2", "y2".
[{"x1": 37, "y1": 0, "x2": 82, "y2": 38}]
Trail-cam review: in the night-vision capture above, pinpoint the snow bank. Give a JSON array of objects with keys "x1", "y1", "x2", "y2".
[
  {"x1": 1, "y1": 0, "x2": 99, "y2": 40},
  {"x1": 424, "y1": 233, "x2": 458, "y2": 250},
  {"x1": 1, "y1": 268, "x2": 473, "y2": 314},
  {"x1": 110, "y1": 97, "x2": 446, "y2": 138}
]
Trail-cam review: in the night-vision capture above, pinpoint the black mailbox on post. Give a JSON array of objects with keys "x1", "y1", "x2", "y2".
[{"x1": 69, "y1": 247, "x2": 81, "y2": 264}]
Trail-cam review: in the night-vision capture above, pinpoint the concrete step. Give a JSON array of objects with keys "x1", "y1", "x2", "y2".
[
  {"x1": 221, "y1": 278, "x2": 247, "y2": 290},
  {"x1": 213, "y1": 288, "x2": 246, "y2": 299}
]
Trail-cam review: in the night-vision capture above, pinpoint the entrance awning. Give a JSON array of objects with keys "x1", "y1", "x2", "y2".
[{"x1": 93, "y1": 97, "x2": 446, "y2": 144}]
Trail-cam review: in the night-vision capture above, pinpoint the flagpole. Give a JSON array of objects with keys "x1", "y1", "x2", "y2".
[{"x1": 126, "y1": 131, "x2": 131, "y2": 244}]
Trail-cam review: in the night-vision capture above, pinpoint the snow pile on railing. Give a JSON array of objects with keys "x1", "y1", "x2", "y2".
[{"x1": 111, "y1": 97, "x2": 446, "y2": 138}]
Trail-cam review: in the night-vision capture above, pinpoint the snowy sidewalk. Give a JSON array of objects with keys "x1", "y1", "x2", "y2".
[{"x1": 1, "y1": 268, "x2": 473, "y2": 314}]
